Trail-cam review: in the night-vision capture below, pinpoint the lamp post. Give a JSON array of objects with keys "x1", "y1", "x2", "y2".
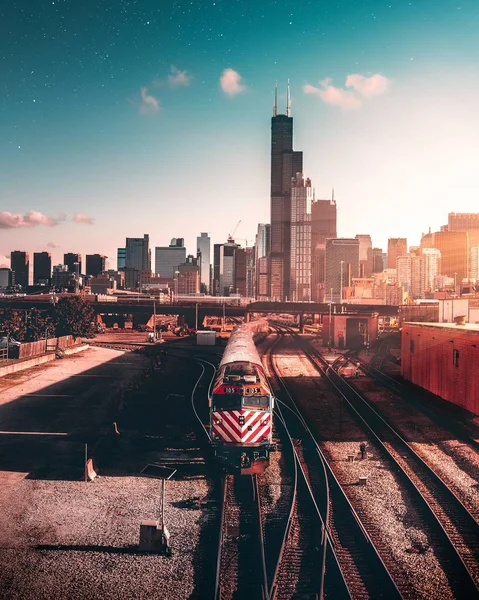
[
  {"x1": 174, "y1": 270, "x2": 180, "y2": 303},
  {"x1": 328, "y1": 299, "x2": 332, "y2": 350}
]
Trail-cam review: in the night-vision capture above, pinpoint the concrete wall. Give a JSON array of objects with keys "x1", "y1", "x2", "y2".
[{"x1": 401, "y1": 323, "x2": 479, "y2": 415}]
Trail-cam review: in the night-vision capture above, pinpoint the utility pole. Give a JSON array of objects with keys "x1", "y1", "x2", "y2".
[{"x1": 153, "y1": 300, "x2": 157, "y2": 340}]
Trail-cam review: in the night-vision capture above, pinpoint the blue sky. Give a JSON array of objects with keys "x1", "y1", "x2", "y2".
[{"x1": 1, "y1": 0, "x2": 479, "y2": 267}]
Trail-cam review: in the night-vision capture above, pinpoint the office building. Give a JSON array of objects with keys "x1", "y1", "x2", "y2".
[
  {"x1": 33, "y1": 252, "x2": 52, "y2": 285},
  {"x1": 178, "y1": 255, "x2": 200, "y2": 295},
  {"x1": 10, "y1": 251, "x2": 29, "y2": 289},
  {"x1": 86, "y1": 254, "x2": 107, "y2": 277},
  {"x1": 52, "y1": 265, "x2": 74, "y2": 289},
  {"x1": 448, "y1": 212, "x2": 479, "y2": 248},
  {"x1": 255, "y1": 224, "x2": 270, "y2": 299},
  {"x1": 197, "y1": 232, "x2": 211, "y2": 293},
  {"x1": 422, "y1": 248, "x2": 441, "y2": 292},
  {"x1": 430, "y1": 230, "x2": 468, "y2": 283},
  {"x1": 213, "y1": 238, "x2": 238, "y2": 296},
  {"x1": 64, "y1": 253, "x2": 82, "y2": 275},
  {"x1": 325, "y1": 238, "x2": 359, "y2": 303},
  {"x1": 155, "y1": 238, "x2": 187, "y2": 279},
  {"x1": 372, "y1": 248, "x2": 385, "y2": 273},
  {"x1": 270, "y1": 82, "x2": 303, "y2": 301},
  {"x1": 470, "y1": 247, "x2": 479, "y2": 280},
  {"x1": 0, "y1": 268, "x2": 12, "y2": 289},
  {"x1": 234, "y1": 248, "x2": 247, "y2": 296},
  {"x1": 290, "y1": 174, "x2": 313, "y2": 301},
  {"x1": 387, "y1": 238, "x2": 407, "y2": 269},
  {"x1": 117, "y1": 248, "x2": 126, "y2": 270},
  {"x1": 125, "y1": 235, "x2": 150, "y2": 272},
  {"x1": 356, "y1": 234, "x2": 373, "y2": 278},
  {"x1": 311, "y1": 196, "x2": 337, "y2": 301}
]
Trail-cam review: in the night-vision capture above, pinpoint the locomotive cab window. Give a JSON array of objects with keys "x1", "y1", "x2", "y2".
[
  {"x1": 213, "y1": 395, "x2": 242, "y2": 410},
  {"x1": 242, "y1": 395, "x2": 269, "y2": 408}
]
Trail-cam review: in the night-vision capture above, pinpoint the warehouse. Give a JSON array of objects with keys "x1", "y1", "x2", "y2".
[{"x1": 401, "y1": 321, "x2": 479, "y2": 416}]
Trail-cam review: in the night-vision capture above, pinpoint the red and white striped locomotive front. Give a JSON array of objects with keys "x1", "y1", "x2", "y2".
[{"x1": 211, "y1": 368, "x2": 274, "y2": 471}]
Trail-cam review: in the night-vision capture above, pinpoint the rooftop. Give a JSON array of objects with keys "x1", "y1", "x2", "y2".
[{"x1": 405, "y1": 321, "x2": 479, "y2": 332}]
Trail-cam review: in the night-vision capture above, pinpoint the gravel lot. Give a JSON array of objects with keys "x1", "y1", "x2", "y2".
[{"x1": 0, "y1": 345, "x2": 217, "y2": 599}]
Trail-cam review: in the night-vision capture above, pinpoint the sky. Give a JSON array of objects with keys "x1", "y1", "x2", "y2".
[{"x1": 1, "y1": 0, "x2": 479, "y2": 269}]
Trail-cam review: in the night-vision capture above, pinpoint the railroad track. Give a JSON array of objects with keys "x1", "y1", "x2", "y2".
[
  {"x1": 215, "y1": 474, "x2": 268, "y2": 600},
  {"x1": 285, "y1": 328, "x2": 479, "y2": 598},
  {"x1": 265, "y1": 329, "x2": 400, "y2": 600}
]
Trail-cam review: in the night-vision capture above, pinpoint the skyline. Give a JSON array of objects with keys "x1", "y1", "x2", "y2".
[{"x1": 2, "y1": 1, "x2": 479, "y2": 268}]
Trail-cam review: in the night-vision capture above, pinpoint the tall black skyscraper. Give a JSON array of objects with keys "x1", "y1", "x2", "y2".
[
  {"x1": 270, "y1": 82, "x2": 303, "y2": 300},
  {"x1": 10, "y1": 251, "x2": 29, "y2": 289},
  {"x1": 33, "y1": 252, "x2": 52, "y2": 284}
]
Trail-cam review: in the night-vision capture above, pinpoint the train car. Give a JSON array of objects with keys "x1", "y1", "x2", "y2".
[{"x1": 210, "y1": 321, "x2": 274, "y2": 473}]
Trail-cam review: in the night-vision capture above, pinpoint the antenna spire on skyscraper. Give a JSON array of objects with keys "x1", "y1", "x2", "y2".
[
  {"x1": 332, "y1": 187, "x2": 335, "y2": 202},
  {"x1": 273, "y1": 80, "x2": 278, "y2": 116},
  {"x1": 286, "y1": 79, "x2": 291, "y2": 117}
]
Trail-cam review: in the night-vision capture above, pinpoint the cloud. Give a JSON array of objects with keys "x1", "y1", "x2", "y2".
[
  {"x1": 72, "y1": 213, "x2": 94, "y2": 225},
  {"x1": 0, "y1": 211, "x2": 59, "y2": 229},
  {"x1": 0, "y1": 254, "x2": 10, "y2": 267},
  {"x1": 168, "y1": 65, "x2": 192, "y2": 88},
  {"x1": 139, "y1": 86, "x2": 160, "y2": 114},
  {"x1": 303, "y1": 81, "x2": 361, "y2": 110},
  {"x1": 346, "y1": 73, "x2": 391, "y2": 97},
  {"x1": 304, "y1": 72, "x2": 391, "y2": 110},
  {"x1": 47, "y1": 242, "x2": 60, "y2": 248},
  {"x1": 220, "y1": 68, "x2": 246, "y2": 96}
]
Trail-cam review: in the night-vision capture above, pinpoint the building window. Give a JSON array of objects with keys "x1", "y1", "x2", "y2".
[
  {"x1": 453, "y1": 349, "x2": 459, "y2": 368},
  {"x1": 410, "y1": 340, "x2": 415, "y2": 353}
]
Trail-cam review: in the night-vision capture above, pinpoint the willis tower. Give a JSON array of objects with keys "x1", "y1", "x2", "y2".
[{"x1": 269, "y1": 81, "x2": 303, "y2": 301}]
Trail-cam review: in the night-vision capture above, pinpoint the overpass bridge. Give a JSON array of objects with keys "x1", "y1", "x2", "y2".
[{"x1": 0, "y1": 296, "x2": 399, "y2": 327}]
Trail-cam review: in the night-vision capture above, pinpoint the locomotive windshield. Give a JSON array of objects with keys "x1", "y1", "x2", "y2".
[{"x1": 213, "y1": 395, "x2": 270, "y2": 410}]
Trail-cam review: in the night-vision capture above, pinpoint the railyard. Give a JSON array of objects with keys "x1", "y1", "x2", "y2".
[{"x1": 0, "y1": 326, "x2": 478, "y2": 599}]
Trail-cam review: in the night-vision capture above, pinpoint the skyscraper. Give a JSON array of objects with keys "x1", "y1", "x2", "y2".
[
  {"x1": 117, "y1": 248, "x2": 126, "y2": 270},
  {"x1": 197, "y1": 232, "x2": 211, "y2": 293},
  {"x1": 10, "y1": 251, "x2": 29, "y2": 289},
  {"x1": 387, "y1": 238, "x2": 407, "y2": 269},
  {"x1": 213, "y1": 238, "x2": 238, "y2": 296},
  {"x1": 372, "y1": 248, "x2": 385, "y2": 273},
  {"x1": 325, "y1": 239, "x2": 359, "y2": 303},
  {"x1": 430, "y1": 230, "x2": 468, "y2": 282},
  {"x1": 311, "y1": 196, "x2": 337, "y2": 301},
  {"x1": 155, "y1": 238, "x2": 186, "y2": 279},
  {"x1": 356, "y1": 234, "x2": 373, "y2": 277},
  {"x1": 86, "y1": 254, "x2": 107, "y2": 277},
  {"x1": 290, "y1": 174, "x2": 313, "y2": 301},
  {"x1": 125, "y1": 235, "x2": 150, "y2": 271},
  {"x1": 33, "y1": 252, "x2": 52, "y2": 284},
  {"x1": 64, "y1": 253, "x2": 82, "y2": 274},
  {"x1": 270, "y1": 82, "x2": 303, "y2": 301},
  {"x1": 448, "y1": 212, "x2": 479, "y2": 250}
]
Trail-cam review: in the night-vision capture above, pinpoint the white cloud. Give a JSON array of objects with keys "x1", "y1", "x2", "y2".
[
  {"x1": 303, "y1": 82, "x2": 362, "y2": 110},
  {"x1": 168, "y1": 65, "x2": 192, "y2": 87},
  {"x1": 139, "y1": 86, "x2": 160, "y2": 114},
  {"x1": 346, "y1": 73, "x2": 391, "y2": 97},
  {"x1": 220, "y1": 68, "x2": 246, "y2": 96},
  {"x1": 304, "y1": 72, "x2": 391, "y2": 110},
  {"x1": 72, "y1": 213, "x2": 94, "y2": 225},
  {"x1": 0, "y1": 211, "x2": 59, "y2": 229},
  {"x1": 0, "y1": 254, "x2": 10, "y2": 267},
  {"x1": 47, "y1": 242, "x2": 60, "y2": 248}
]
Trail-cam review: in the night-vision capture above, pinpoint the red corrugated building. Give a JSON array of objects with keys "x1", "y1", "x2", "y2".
[{"x1": 401, "y1": 322, "x2": 479, "y2": 415}]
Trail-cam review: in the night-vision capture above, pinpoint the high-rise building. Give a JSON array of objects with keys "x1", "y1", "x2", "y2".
[
  {"x1": 0, "y1": 268, "x2": 12, "y2": 289},
  {"x1": 86, "y1": 254, "x2": 107, "y2": 277},
  {"x1": 117, "y1": 248, "x2": 126, "y2": 270},
  {"x1": 52, "y1": 264, "x2": 74, "y2": 289},
  {"x1": 197, "y1": 232, "x2": 211, "y2": 293},
  {"x1": 270, "y1": 82, "x2": 303, "y2": 301},
  {"x1": 155, "y1": 238, "x2": 186, "y2": 279},
  {"x1": 125, "y1": 235, "x2": 150, "y2": 272},
  {"x1": 290, "y1": 174, "x2": 313, "y2": 301},
  {"x1": 234, "y1": 248, "x2": 247, "y2": 296},
  {"x1": 397, "y1": 254, "x2": 426, "y2": 300},
  {"x1": 178, "y1": 255, "x2": 200, "y2": 295},
  {"x1": 33, "y1": 252, "x2": 52, "y2": 285},
  {"x1": 311, "y1": 196, "x2": 337, "y2": 301},
  {"x1": 422, "y1": 248, "x2": 441, "y2": 291},
  {"x1": 10, "y1": 251, "x2": 29, "y2": 289},
  {"x1": 356, "y1": 234, "x2": 373, "y2": 278},
  {"x1": 213, "y1": 238, "x2": 238, "y2": 296},
  {"x1": 430, "y1": 230, "x2": 468, "y2": 282},
  {"x1": 387, "y1": 238, "x2": 407, "y2": 269},
  {"x1": 64, "y1": 253, "x2": 82, "y2": 275},
  {"x1": 372, "y1": 248, "x2": 384, "y2": 273},
  {"x1": 448, "y1": 212, "x2": 479, "y2": 249},
  {"x1": 470, "y1": 247, "x2": 479, "y2": 280},
  {"x1": 255, "y1": 224, "x2": 270, "y2": 299},
  {"x1": 325, "y1": 238, "x2": 359, "y2": 303}
]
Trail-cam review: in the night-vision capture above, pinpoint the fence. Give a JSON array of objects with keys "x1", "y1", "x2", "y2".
[{"x1": 18, "y1": 335, "x2": 75, "y2": 359}]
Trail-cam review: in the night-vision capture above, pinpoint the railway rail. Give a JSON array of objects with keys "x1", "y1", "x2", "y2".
[
  {"x1": 284, "y1": 327, "x2": 479, "y2": 598},
  {"x1": 265, "y1": 329, "x2": 400, "y2": 600}
]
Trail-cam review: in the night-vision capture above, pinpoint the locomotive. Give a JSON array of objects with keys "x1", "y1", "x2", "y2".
[{"x1": 210, "y1": 321, "x2": 274, "y2": 473}]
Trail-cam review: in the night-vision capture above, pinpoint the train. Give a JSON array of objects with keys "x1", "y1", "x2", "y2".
[{"x1": 209, "y1": 321, "x2": 274, "y2": 473}]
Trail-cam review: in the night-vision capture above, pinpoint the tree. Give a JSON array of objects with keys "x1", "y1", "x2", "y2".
[
  {"x1": 52, "y1": 296, "x2": 96, "y2": 339},
  {"x1": 25, "y1": 308, "x2": 55, "y2": 342},
  {"x1": 0, "y1": 308, "x2": 27, "y2": 341}
]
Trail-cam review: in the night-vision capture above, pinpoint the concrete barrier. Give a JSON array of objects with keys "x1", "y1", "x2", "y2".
[{"x1": 0, "y1": 344, "x2": 89, "y2": 378}]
